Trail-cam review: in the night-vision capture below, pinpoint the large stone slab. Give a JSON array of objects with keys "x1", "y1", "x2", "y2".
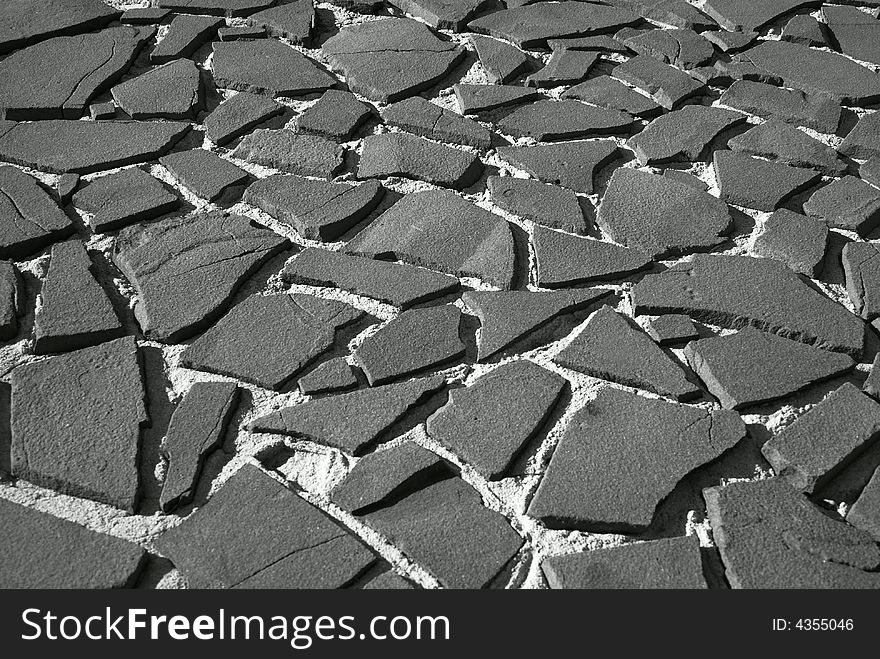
[
  {"x1": 151, "y1": 14, "x2": 221, "y2": 64},
  {"x1": 232, "y1": 129, "x2": 344, "y2": 179},
  {"x1": 160, "y1": 149, "x2": 250, "y2": 204},
  {"x1": 714, "y1": 150, "x2": 821, "y2": 212},
  {"x1": 73, "y1": 167, "x2": 179, "y2": 234},
  {"x1": 627, "y1": 106, "x2": 746, "y2": 165},
  {"x1": 0, "y1": 0, "x2": 120, "y2": 55},
  {"x1": 204, "y1": 92, "x2": 284, "y2": 147},
  {"x1": 823, "y1": 5, "x2": 880, "y2": 67},
  {"x1": 357, "y1": 133, "x2": 483, "y2": 189},
  {"x1": 244, "y1": 1, "x2": 315, "y2": 44},
  {"x1": 497, "y1": 100, "x2": 634, "y2": 142},
  {"x1": 563, "y1": 75, "x2": 662, "y2": 118},
  {"x1": 719, "y1": 80, "x2": 841, "y2": 134},
  {"x1": 469, "y1": 34, "x2": 531, "y2": 84},
  {"x1": 751, "y1": 209, "x2": 828, "y2": 277},
  {"x1": 112, "y1": 58, "x2": 202, "y2": 121},
  {"x1": 381, "y1": 96, "x2": 491, "y2": 149},
  {"x1": 212, "y1": 40, "x2": 335, "y2": 97},
  {"x1": 487, "y1": 176, "x2": 585, "y2": 233},
  {"x1": 612, "y1": 55, "x2": 705, "y2": 109},
  {"x1": 0, "y1": 165, "x2": 73, "y2": 259},
  {"x1": 728, "y1": 119, "x2": 845, "y2": 176},
  {"x1": 803, "y1": 176, "x2": 880, "y2": 236},
  {"x1": 701, "y1": 0, "x2": 821, "y2": 32},
  {"x1": 156, "y1": 0, "x2": 276, "y2": 16},
  {"x1": 843, "y1": 242, "x2": 880, "y2": 321},
  {"x1": 497, "y1": 139, "x2": 618, "y2": 195}
]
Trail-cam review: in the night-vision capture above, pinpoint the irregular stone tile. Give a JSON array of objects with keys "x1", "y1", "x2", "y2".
[
  {"x1": 0, "y1": 260, "x2": 20, "y2": 340},
  {"x1": 365, "y1": 477, "x2": 523, "y2": 588},
  {"x1": 0, "y1": 119, "x2": 191, "y2": 175},
  {"x1": 283, "y1": 248, "x2": 458, "y2": 309},
  {"x1": 464, "y1": 288, "x2": 612, "y2": 361},
  {"x1": 562, "y1": 75, "x2": 662, "y2": 118},
  {"x1": 612, "y1": 55, "x2": 705, "y2": 110},
  {"x1": 345, "y1": 190, "x2": 515, "y2": 288},
  {"x1": 701, "y1": 0, "x2": 821, "y2": 32},
  {"x1": 631, "y1": 254, "x2": 866, "y2": 357},
  {"x1": 296, "y1": 90, "x2": 372, "y2": 142},
  {"x1": 554, "y1": 305, "x2": 700, "y2": 400},
  {"x1": 454, "y1": 83, "x2": 539, "y2": 115},
  {"x1": 542, "y1": 536, "x2": 706, "y2": 589},
  {"x1": 232, "y1": 129, "x2": 344, "y2": 179},
  {"x1": 382, "y1": 97, "x2": 490, "y2": 149},
  {"x1": 244, "y1": 1, "x2": 315, "y2": 44},
  {"x1": 357, "y1": 133, "x2": 482, "y2": 189},
  {"x1": 249, "y1": 376, "x2": 446, "y2": 454},
  {"x1": 496, "y1": 139, "x2": 619, "y2": 194},
  {"x1": 598, "y1": 168, "x2": 731, "y2": 258},
  {"x1": 0, "y1": 0, "x2": 119, "y2": 55},
  {"x1": 839, "y1": 111, "x2": 880, "y2": 161},
  {"x1": 364, "y1": 571, "x2": 416, "y2": 589},
  {"x1": 299, "y1": 358, "x2": 358, "y2": 396},
  {"x1": 728, "y1": 120, "x2": 845, "y2": 176},
  {"x1": 803, "y1": 175, "x2": 880, "y2": 236},
  {"x1": 160, "y1": 149, "x2": 249, "y2": 204},
  {"x1": 529, "y1": 387, "x2": 744, "y2": 531},
  {"x1": 752, "y1": 208, "x2": 827, "y2": 277},
  {"x1": 245, "y1": 175, "x2": 382, "y2": 241},
  {"x1": 548, "y1": 35, "x2": 630, "y2": 53},
  {"x1": 151, "y1": 14, "x2": 221, "y2": 64},
  {"x1": 861, "y1": 157, "x2": 880, "y2": 189},
  {"x1": 73, "y1": 168, "x2": 178, "y2": 234},
  {"x1": 617, "y1": 28, "x2": 714, "y2": 70},
  {"x1": 607, "y1": 0, "x2": 716, "y2": 31},
  {"x1": 113, "y1": 211, "x2": 289, "y2": 343},
  {"x1": 212, "y1": 40, "x2": 336, "y2": 97},
  {"x1": 427, "y1": 361, "x2": 566, "y2": 477},
  {"x1": 111, "y1": 58, "x2": 202, "y2": 120},
  {"x1": 497, "y1": 100, "x2": 634, "y2": 142},
  {"x1": 685, "y1": 327, "x2": 854, "y2": 410},
  {"x1": 703, "y1": 29, "x2": 757, "y2": 53},
  {"x1": 843, "y1": 242, "x2": 880, "y2": 321},
  {"x1": 387, "y1": 0, "x2": 492, "y2": 31},
  {"x1": 0, "y1": 498, "x2": 145, "y2": 589},
  {"x1": 354, "y1": 305, "x2": 464, "y2": 386},
  {"x1": 526, "y1": 49, "x2": 599, "y2": 88},
  {"x1": 160, "y1": 382, "x2": 239, "y2": 512},
  {"x1": 645, "y1": 314, "x2": 698, "y2": 346},
  {"x1": 467, "y1": 2, "x2": 640, "y2": 50},
  {"x1": 823, "y1": 5, "x2": 880, "y2": 66},
  {"x1": 662, "y1": 169, "x2": 709, "y2": 191},
  {"x1": 204, "y1": 92, "x2": 284, "y2": 147},
  {"x1": 781, "y1": 13, "x2": 826, "y2": 47},
  {"x1": 470, "y1": 34, "x2": 531, "y2": 84},
  {"x1": 534, "y1": 225, "x2": 652, "y2": 287},
  {"x1": 218, "y1": 25, "x2": 265, "y2": 40},
  {"x1": 0, "y1": 165, "x2": 73, "y2": 259},
  {"x1": 180, "y1": 293, "x2": 364, "y2": 390},
  {"x1": 11, "y1": 337, "x2": 147, "y2": 511},
  {"x1": 487, "y1": 176, "x2": 585, "y2": 233},
  {"x1": 714, "y1": 150, "x2": 821, "y2": 212},
  {"x1": 154, "y1": 464, "x2": 377, "y2": 588},
  {"x1": 0, "y1": 26, "x2": 151, "y2": 120},
  {"x1": 56, "y1": 173, "x2": 80, "y2": 206},
  {"x1": 323, "y1": 18, "x2": 464, "y2": 103},
  {"x1": 156, "y1": 0, "x2": 276, "y2": 16},
  {"x1": 847, "y1": 467, "x2": 880, "y2": 541},
  {"x1": 122, "y1": 7, "x2": 171, "y2": 25},
  {"x1": 34, "y1": 241, "x2": 123, "y2": 355},
  {"x1": 719, "y1": 80, "x2": 841, "y2": 134},
  {"x1": 704, "y1": 476, "x2": 880, "y2": 588},
  {"x1": 330, "y1": 442, "x2": 448, "y2": 513},
  {"x1": 627, "y1": 106, "x2": 746, "y2": 166}
]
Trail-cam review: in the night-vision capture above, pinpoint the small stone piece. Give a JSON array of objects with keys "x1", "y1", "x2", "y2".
[
  {"x1": 703, "y1": 30, "x2": 757, "y2": 53},
  {"x1": 612, "y1": 55, "x2": 705, "y2": 110},
  {"x1": 112, "y1": 58, "x2": 202, "y2": 120},
  {"x1": 529, "y1": 387, "x2": 745, "y2": 531},
  {"x1": 113, "y1": 211, "x2": 289, "y2": 343},
  {"x1": 218, "y1": 26, "x2": 265, "y2": 41},
  {"x1": 245, "y1": 1, "x2": 315, "y2": 44},
  {"x1": 714, "y1": 150, "x2": 821, "y2": 212},
  {"x1": 232, "y1": 129, "x2": 344, "y2": 179},
  {"x1": 204, "y1": 92, "x2": 284, "y2": 147},
  {"x1": 646, "y1": 314, "x2": 699, "y2": 346},
  {"x1": 497, "y1": 139, "x2": 619, "y2": 194},
  {"x1": 159, "y1": 382, "x2": 239, "y2": 512},
  {"x1": 296, "y1": 90, "x2": 372, "y2": 142},
  {"x1": 861, "y1": 157, "x2": 880, "y2": 189},
  {"x1": 454, "y1": 83, "x2": 539, "y2": 114},
  {"x1": 0, "y1": 165, "x2": 73, "y2": 259},
  {"x1": 298, "y1": 358, "x2": 358, "y2": 396},
  {"x1": 11, "y1": 337, "x2": 147, "y2": 511},
  {"x1": 151, "y1": 15, "x2": 221, "y2": 64},
  {"x1": 381, "y1": 97, "x2": 491, "y2": 149},
  {"x1": 249, "y1": 376, "x2": 446, "y2": 455},
  {"x1": 803, "y1": 176, "x2": 880, "y2": 236},
  {"x1": 0, "y1": 0, "x2": 119, "y2": 55},
  {"x1": 847, "y1": 467, "x2": 880, "y2": 541},
  {"x1": 160, "y1": 149, "x2": 249, "y2": 204},
  {"x1": 844, "y1": 242, "x2": 880, "y2": 322},
  {"x1": 719, "y1": 80, "x2": 841, "y2": 134},
  {"x1": 702, "y1": 0, "x2": 823, "y2": 33},
  {"x1": 487, "y1": 176, "x2": 585, "y2": 233},
  {"x1": 534, "y1": 225, "x2": 652, "y2": 287},
  {"x1": 618, "y1": 27, "x2": 714, "y2": 70},
  {"x1": 752, "y1": 208, "x2": 827, "y2": 277},
  {"x1": 685, "y1": 327, "x2": 854, "y2": 410},
  {"x1": 562, "y1": 75, "x2": 662, "y2": 118},
  {"x1": 73, "y1": 168, "x2": 179, "y2": 233},
  {"x1": 357, "y1": 133, "x2": 483, "y2": 189},
  {"x1": 823, "y1": 5, "x2": 880, "y2": 67},
  {"x1": 470, "y1": 34, "x2": 531, "y2": 84},
  {"x1": 354, "y1": 305, "x2": 464, "y2": 386},
  {"x1": 90, "y1": 101, "x2": 116, "y2": 120},
  {"x1": 839, "y1": 112, "x2": 880, "y2": 161},
  {"x1": 212, "y1": 40, "x2": 335, "y2": 97},
  {"x1": 781, "y1": 14, "x2": 826, "y2": 47},
  {"x1": 497, "y1": 100, "x2": 634, "y2": 142},
  {"x1": 56, "y1": 173, "x2": 80, "y2": 205},
  {"x1": 0, "y1": 260, "x2": 20, "y2": 341},
  {"x1": 526, "y1": 49, "x2": 599, "y2": 88},
  {"x1": 181, "y1": 293, "x2": 364, "y2": 390},
  {"x1": 728, "y1": 120, "x2": 845, "y2": 176},
  {"x1": 542, "y1": 536, "x2": 706, "y2": 589}
]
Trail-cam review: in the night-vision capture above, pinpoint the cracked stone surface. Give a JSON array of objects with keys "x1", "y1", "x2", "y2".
[
  {"x1": 151, "y1": 14, "x2": 221, "y2": 64},
  {"x1": 728, "y1": 119, "x2": 845, "y2": 176},
  {"x1": 496, "y1": 139, "x2": 619, "y2": 194},
  {"x1": 232, "y1": 129, "x2": 344, "y2": 179},
  {"x1": 487, "y1": 175, "x2": 585, "y2": 233},
  {"x1": 803, "y1": 175, "x2": 880, "y2": 236},
  {"x1": 112, "y1": 58, "x2": 202, "y2": 121},
  {"x1": 0, "y1": 164, "x2": 73, "y2": 259},
  {"x1": 715, "y1": 150, "x2": 821, "y2": 212},
  {"x1": 381, "y1": 96, "x2": 491, "y2": 149},
  {"x1": 73, "y1": 167, "x2": 180, "y2": 233},
  {"x1": 719, "y1": 80, "x2": 841, "y2": 134},
  {"x1": 160, "y1": 149, "x2": 249, "y2": 204},
  {"x1": 0, "y1": 260, "x2": 20, "y2": 340},
  {"x1": 358, "y1": 132, "x2": 483, "y2": 189},
  {"x1": 497, "y1": 99, "x2": 634, "y2": 142},
  {"x1": 454, "y1": 83, "x2": 539, "y2": 114},
  {"x1": 752, "y1": 208, "x2": 828, "y2": 277},
  {"x1": 296, "y1": 90, "x2": 372, "y2": 143},
  {"x1": 562, "y1": 75, "x2": 662, "y2": 118},
  {"x1": 0, "y1": 0, "x2": 119, "y2": 55},
  {"x1": 843, "y1": 241, "x2": 880, "y2": 321},
  {"x1": 469, "y1": 34, "x2": 531, "y2": 84},
  {"x1": 212, "y1": 39, "x2": 335, "y2": 97},
  {"x1": 203, "y1": 92, "x2": 284, "y2": 147}
]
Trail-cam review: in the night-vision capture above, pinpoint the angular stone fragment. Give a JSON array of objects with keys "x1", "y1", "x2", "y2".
[
  {"x1": 497, "y1": 100, "x2": 634, "y2": 142},
  {"x1": 212, "y1": 40, "x2": 335, "y2": 97},
  {"x1": 112, "y1": 59, "x2": 202, "y2": 120},
  {"x1": 323, "y1": 19, "x2": 464, "y2": 103},
  {"x1": 56, "y1": 173, "x2": 80, "y2": 206},
  {"x1": 283, "y1": 248, "x2": 458, "y2": 309},
  {"x1": 73, "y1": 168, "x2": 179, "y2": 233},
  {"x1": 632, "y1": 254, "x2": 866, "y2": 357},
  {"x1": 703, "y1": 30, "x2": 757, "y2": 54},
  {"x1": 839, "y1": 112, "x2": 880, "y2": 161},
  {"x1": 296, "y1": 90, "x2": 372, "y2": 143},
  {"x1": 534, "y1": 226, "x2": 652, "y2": 288},
  {"x1": 0, "y1": 260, "x2": 20, "y2": 341},
  {"x1": 0, "y1": 119, "x2": 190, "y2": 175},
  {"x1": 714, "y1": 150, "x2": 821, "y2": 212},
  {"x1": 542, "y1": 536, "x2": 706, "y2": 589},
  {"x1": 685, "y1": 327, "x2": 854, "y2": 410},
  {"x1": 365, "y1": 477, "x2": 523, "y2": 588},
  {"x1": 562, "y1": 75, "x2": 661, "y2": 118},
  {"x1": 843, "y1": 242, "x2": 880, "y2": 321},
  {"x1": 381, "y1": 97, "x2": 491, "y2": 149},
  {"x1": 719, "y1": 80, "x2": 841, "y2": 134},
  {"x1": 497, "y1": 139, "x2": 619, "y2": 195},
  {"x1": 823, "y1": 5, "x2": 880, "y2": 67},
  {"x1": 803, "y1": 176, "x2": 880, "y2": 236},
  {"x1": 387, "y1": 0, "x2": 492, "y2": 31},
  {"x1": 454, "y1": 84, "x2": 539, "y2": 114},
  {"x1": 298, "y1": 358, "x2": 358, "y2": 396},
  {"x1": 487, "y1": 176, "x2": 584, "y2": 233},
  {"x1": 160, "y1": 382, "x2": 239, "y2": 512},
  {"x1": 701, "y1": 0, "x2": 821, "y2": 32},
  {"x1": 113, "y1": 211, "x2": 288, "y2": 343},
  {"x1": 181, "y1": 293, "x2": 363, "y2": 390},
  {"x1": 0, "y1": 26, "x2": 151, "y2": 120},
  {"x1": 354, "y1": 305, "x2": 464, "y2": 386},
  {"x1": 861, "y1": 157, "x2": 880, "y2": 189},
  {"x1": 346, "y1": 190, "x2": 515, "y2": 288},
  {"x1": 427, "y1": 361, "x2": 566, "y2": 477},
  {"x1": 728, "y1": 120, "x2": 845, "y2": 176},
  {"x1": 847, "y1": 467, "x2": 880, "y2": 541},
  {"x1": 160, "y1": 149, "x2": 249, "y2": 204},
  {"x1": 233, "y1": 130, "x2": 344, "y2": 179},
  {"x1": 752, "y1": 208, "x2": 827, "y2": 277},
  {"x1": 781, "y1": 13, "x2": 826, "y2": 47},
  {"x1": 156, "y1": 0, "x2": 276, "y2": 16},
  {"x1": 245, "y1": 175, "x2": 382, "y2": 241},
  {"x1": 608, "y1": 0, "x2": 716, "y2": 31},
  {"x1": 204, "y1": 92, "x2": 284, "y2": 147},
  {"x1": 0, "y1": 0, "x2": 119, "y2": 56},
  {"x1": 122, "y1": 7, "x2": 171, "y2": 25},
  {"x1": 151, "y1": 15, "x2": 221, "y2": 64},
  {"x1": 245, "y1": 1, "x2": 315, "y2": 44},
  {"x1": 358, "y1": 133, "x2": 482, "y2": 189},
  {"x1": 628, "y1": 106, "x2": 746, "y2": 165},
  {"x1": 646, "y1": 314, "x2": 698, "y2": 346},
  {"x1": 612, "y1": 55, "x2": 705, "y2": 109},
  {"x1": 154, "y1": 465, "x2": 377, "y2": 588},
  {"x1": 0, "y1": 165, "x2": 73, "y2": 259},
  {"x1": 11, "y1": 337, "x2": 147, "y2": 511},
  {"x1": 0, "y1": 498, "x2": 145, "y2": 589},
  {"x1": 617, "y1": 28, "x2": 714, "y2": 70},
  {"x1": 526, "y1": 49, "x2": 599, "y2": 88},
  {"x1": 529, "y1": 387, "x2": 744, "y2": 531},
  {"x1": 470, "y1": 34, "x2": 531, "y2": 84},
  {"x1": 249, "y1": 376, "x2": 446, "y2": 454},
  {"x1": 705, "y1": 476, "x2": 880, "y2": 588}
]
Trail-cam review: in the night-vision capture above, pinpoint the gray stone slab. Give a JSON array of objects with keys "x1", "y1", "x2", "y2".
[
  {"x1": 73, "y1": 167, "x2": 179, "y2": 233},
  {"x1": 357, "y1": 133, "x2": 483, "y2": 189},
  {"x1": 0, "y1": 165, "x2": 73, "y2": 259}
]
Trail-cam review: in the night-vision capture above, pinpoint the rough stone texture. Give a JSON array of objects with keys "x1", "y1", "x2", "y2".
[
  {"x1": 839, "y1": 112, "x2": 880, "y2": 161},
  {"x1": 381, "y1": 97, "x2": 491, "y2": 149},
  {"x1": 496, "y1": 139, "x2": 619, "y2": 194},
  {"x1": 73, "y1": 167, "x2": 179, "y2": 233},
  {"x1": 645, "y1": 314, "x2": 698, "y2": 346},
  {"x1": 0, "y1": 0, "x2": 119, "y2": 56},
  {"x1": 714, "y1": 150, "x2": 821, "y2": 213},
  {"x1": 0, "y1": 260, "x2": 20, "y2": 341},
  {"x1": 861, "y1": 157, "x2": 880, "y2": 189},
  {"x1": 56, "y1": 173, "x2": 80, "y2": 206},
  {"x1": 781, "y1": 14, "x2": 826, "y2": 47},
  {"x1": 454, "y1": 83, "x2": 539, "y2": 114},
  {"x1": 232, "y1": 129, "x2": 344, "y2": 179},
  {"x1": 617, "y1": 27, "x2": 714, "y2": 70},
  {"x1": 612, "y1": 55, "x2": 705, "y2": 109},
  {"x1": 609, "y1": 0, "x2": 716, "y2": 31},
  {"x1": 245, "y1": 1, "x2": 316, "y2": 44},
  {"x1": 728, "y1": 120, "x2": 845, "y2": 176},
  {"x1": 497, "y1": 100, "x2": 634, "y2": 142},
  {"x1": 719, "y1": 80, "x2": 841, "y2": 134},
  {"x1": 823, "y1": 5, "x2": 880, "y2": 67},
  {"x1": 526, "y1": 49, "x2": 599, "y2": 88},
  {"x1": 160, "y1": 149, "x2": 250, "y2": 204},
  {"x1": 702, "y1": 0, "x2": 822, "y2": 33},
  {"x1": 847, "y1": 467, "x2": 880, "y2": 541},
  {"x1": 212, "y1": 40, "x2": 335, "y2": 97},
  {"x1": 151, "y1": 15, "x2": 221, "y2": 64},
  {"x1": 204, "y1": 92, "x2": 284, "y2": 147},
  {"x1": 112, "y1": 59, "x2": 202, "y2": 121},
  {"x1": 298, "y1": 358, "x2": 358, "y2": 396},
  {"x1": 358, "y1": 133, "x2": 482, "y2": 189},
  {"x1": 863, "y1": 354, "x2": 880, "y2": 400},
  {"x1": 752, "y1": 208, "x2": 828, "y2": 277},
  {"x1": 562, "y1": 75, "x2": 662, "y2": 118},
  {"x1": 0, "y1": 165, "x2": 73, "y2": 259},
  {"x1": 803, "y1": 176, "x2": 880, "y2": 236},
  {"x1": 388, "y1": 0, "x2": 492, "y2": 32},
  {"x1": 843, "y1": 242, "x2": 880, "y2": 322},
  {"x1": 296, "y1": 90, "x2": 372, "y2": 142},
  {"x1": 469, "y1": 34, "x2": 531, "y2": 84},
  {"x1": 487, "y1": 176, "x2": 585, "y2": 233}
]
